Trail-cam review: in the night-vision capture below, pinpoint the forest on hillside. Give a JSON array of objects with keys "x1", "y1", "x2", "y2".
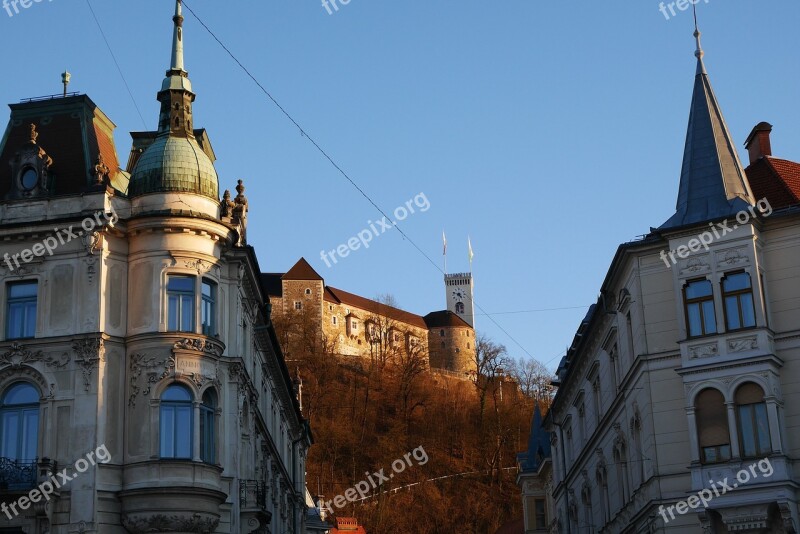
[{"x1": 273, "y1": 298, "x2": 554, "y2": 533}]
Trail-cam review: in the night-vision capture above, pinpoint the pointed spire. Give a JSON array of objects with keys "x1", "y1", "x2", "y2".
[
  {"x1": 157, "y1": 0, "x2": 195, "y2": 138},
  {"x1": 170, "y1": 0, "x2": 186, "y2": 74},
  {"x1": 660, "y1": 22, "x2": 755, "y2": 230}
]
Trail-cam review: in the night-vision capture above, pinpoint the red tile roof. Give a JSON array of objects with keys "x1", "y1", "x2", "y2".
[
  {"x1": 282, "y1": 257, "x2": 324, "y2": 281},
  {"x1": 746, "y1": 156, "x2": 800, "y2": 209},
  {"x1": 326, "y1": 286, "x2": 428, "y2": 329}
]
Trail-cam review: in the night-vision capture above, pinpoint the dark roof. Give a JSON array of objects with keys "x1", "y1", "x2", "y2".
[
  {"x1": 661, "y1": 54, "x2": 755, "y2": 229},
  {"x1": 326, "y1": 287, "x2": 428, "y2": 329},
  {"x1": 261, "y1": 273, "x2": 283, "y2": 297},
  {"x1": 746, "y1": 156, "x2": 800, "y2": 210},
  {"x1": 423, "y1": 310, "x2": 472, "y2": 329},
  {"x1": 517, "y1": 403, "x2": 552, "y2": 473},
  {"x1": 0, "y1": 95, "x2": 125, "y2": 197},
  {"x1": 283, "y1": 258, "x2": 324, "y2": 281}
]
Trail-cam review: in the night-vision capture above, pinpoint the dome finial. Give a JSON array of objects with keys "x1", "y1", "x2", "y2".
[
  {"x1": 170, "y1": 0, "x2": 185, "y2": 73},
  {"x1": 693, "y1": 3, "x2": 706, "y2": 74}
]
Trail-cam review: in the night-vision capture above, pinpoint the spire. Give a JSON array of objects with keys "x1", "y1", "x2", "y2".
[
  {"x1": 693, "y1": 5, "x2": 706, "y2": 75},
  {"x1": 170, "y1": 0, "x2": 185, "y2": 74},
  {"x1": 157, "y1": 0, "x2": 195, "y2": 138},
  {"x1": 660, "y1": 22, "x2": 755, "y2": 230}
]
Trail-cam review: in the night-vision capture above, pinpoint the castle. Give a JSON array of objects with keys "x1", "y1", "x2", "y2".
[{"x1": 263, "y1": 259, "x2": 478, "y2": 376}]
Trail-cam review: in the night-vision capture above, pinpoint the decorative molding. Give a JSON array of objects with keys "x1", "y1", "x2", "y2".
[
  {"x1": 717, "y1": 247, "x2": 749, "y2": 267},
  {"x1": 679, "y1": 257, "x2": 710, "y2": 276},
  {"x1": 173, "y1": 337, "x2": 224, "y2": 357},
  {"x1": 121, "y1": 512, "x2": 220, "y2": 533},
  {"x1": 128, "y1": 353, "x2": 175, "y2": 408},
  {"x1": 689, "y1": 343, "x2": 718, "y2": 359},
  {"x1": 73, "y1": 338, "x2": 105, "y2": 392},
  {"x1": 728, "y1": 337, "x2": 758, "y2": 353},
  {"x1": 0, "y1": 342, "x2": 68, "y2": 369}
]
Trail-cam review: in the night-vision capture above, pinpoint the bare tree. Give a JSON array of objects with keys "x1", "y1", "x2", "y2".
[{"x1": 508, "y1": 357, "x2": 556, "y2": 409}]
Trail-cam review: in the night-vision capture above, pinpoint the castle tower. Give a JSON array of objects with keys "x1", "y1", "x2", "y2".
[{"x1": 445, "y1": 272, "x2": 474, "y2": 327}]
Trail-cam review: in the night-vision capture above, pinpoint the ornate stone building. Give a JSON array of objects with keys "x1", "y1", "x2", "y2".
[
  {"x1": 522, "y1": 30, "x2": 800, "y2": 533},
  {"x1": 0, "y1": 1, "x2": 310, "y2": 532},
  {"x1": 263, "y1": 259, "x2": 477, "y2": 377}
]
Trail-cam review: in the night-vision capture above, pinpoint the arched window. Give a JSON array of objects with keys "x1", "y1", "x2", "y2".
[
  {"x1": 160, "y1": 384, "x2": 193, "y2": 459},
  {"x1": 455, "y1": 302, "x2": 465, "y2": 314},
  {"x1": 0, "y1": 383, "x2": 39, "y2": 463},
  {"x1": 200, "y1": 390, "x2": 217, "y2": 464},
  {"x1": 596, "y1": 463, "x2": 610, "y2": 525},
  {"x1": 736, "y1": 383, "x2": 770, "y2": 458},
  {"x1": 613, "y1": 441, "x2": 630, "y2": 506},
  {"x1": 695, "y1": 388, "x2": 730, "y2": 464}
]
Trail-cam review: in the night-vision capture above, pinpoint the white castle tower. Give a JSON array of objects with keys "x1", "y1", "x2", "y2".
[{"x1": 445, "y1": 272, "x2": 475, "y2": 327}]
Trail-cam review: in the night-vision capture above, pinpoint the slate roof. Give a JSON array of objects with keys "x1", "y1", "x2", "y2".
[{"x1": 661, "y1": 47, "x2": 755, "y2": 229}]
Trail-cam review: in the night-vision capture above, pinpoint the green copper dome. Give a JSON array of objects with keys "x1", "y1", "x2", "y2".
[{"x1": 129, "y1": 135, "x2": 219, "y2": 199}]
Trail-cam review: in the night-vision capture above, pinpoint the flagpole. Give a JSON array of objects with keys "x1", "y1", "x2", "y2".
[{"x1": 443, "y1": 231, "x2": 448, "y2": 275}]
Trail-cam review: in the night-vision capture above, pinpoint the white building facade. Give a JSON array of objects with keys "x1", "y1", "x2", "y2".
[{"x1": 0, "y1": 2, "x2": 310, "y2": 532}]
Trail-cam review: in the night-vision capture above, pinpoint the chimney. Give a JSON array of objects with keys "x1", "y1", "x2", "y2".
[{"x1": 745, "y1": 122, "x2": 773, "y2": 165}]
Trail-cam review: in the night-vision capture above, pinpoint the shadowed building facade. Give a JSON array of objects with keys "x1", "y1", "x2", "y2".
[{"x1": 0, "y1": 1, "x2": 311, "y2": 532}]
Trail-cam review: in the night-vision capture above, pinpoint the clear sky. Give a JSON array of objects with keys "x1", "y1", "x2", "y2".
[{"x1": 1, "y1": 1, "x2": 798, "y2": 370}]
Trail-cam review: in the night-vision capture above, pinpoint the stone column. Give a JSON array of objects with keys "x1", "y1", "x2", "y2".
[{"x1": 725, "y1": 402, "x2": 741, "y2": 459}]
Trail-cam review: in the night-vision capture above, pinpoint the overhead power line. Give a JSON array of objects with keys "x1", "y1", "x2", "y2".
[
  {"x1": 85, "y1": 0, "x2": 149, "y2": 130},
  {"x1": 180, "y1": 1, "x2": 536, "y2": 361}
]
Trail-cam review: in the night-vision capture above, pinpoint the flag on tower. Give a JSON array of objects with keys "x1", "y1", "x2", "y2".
[
  {"x1": 468, "y1": 236, "x2": 474, "y2": 264},
  {"x1": 442, "y1": 231, "x2": 447, "y2": 255}
]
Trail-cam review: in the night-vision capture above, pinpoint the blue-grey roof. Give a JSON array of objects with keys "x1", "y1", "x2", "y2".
[
  {"x1": 661, "y1": 51, "x2": 755, "y2": 229},
  {"x1": 517, "y1": 403, "x2": 551, "y2": 473}
]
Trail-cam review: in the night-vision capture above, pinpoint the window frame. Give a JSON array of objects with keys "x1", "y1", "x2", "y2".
[
  {"x1": 201, "y1": 279, "x2": 217, "y2": 337},
  {"x1": 683, "y1": 278, "x2": 718, "y2": 338},
  {"x1": 167, "y1": 275, "x2": 196, "y2": 333},
  {"x1": 721, "y1": 271, "x2": 757, "y2": 332},
  {"x1": 6, "y1": 281, "x2": 38, "y2": 340},
  {"x1": 735, "y1": 383, "x2": 771, "y2": 459},
  {"x1": 695, "y1": 388, "x2": 732, "y2": 464},
  {"x1": 0, "y1": 382, "x2": 40, "y2": 464},
  {"x1": 160, "y1": 384, "x2": 194, "y2": 460},
  {"x1": 200, "y1": 389, "x2": 217, "y2": 464}
]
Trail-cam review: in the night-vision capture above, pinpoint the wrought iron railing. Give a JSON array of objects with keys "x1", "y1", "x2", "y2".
[
  {"x1": 0, "y1": 457, "x2": 38, "y2": 491},
  {"x1": 240, "y1": 479, "x2": 267, "y2": 510}
]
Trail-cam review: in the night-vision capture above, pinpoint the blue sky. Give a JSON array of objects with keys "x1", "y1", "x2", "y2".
[{"x1": 1, "y1": 1, "x2": 798, "y2": 369}]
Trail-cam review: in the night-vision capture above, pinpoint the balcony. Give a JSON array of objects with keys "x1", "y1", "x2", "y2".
[
  {"x1": 240, "y1": 479, "x2": 271, "y2": 533},
  {"x1": 0, "y1": 457, "x2": 56, "y2": 493},
  {"x1": 0, "y1": 457, "x2": 36, "y2": 491}
]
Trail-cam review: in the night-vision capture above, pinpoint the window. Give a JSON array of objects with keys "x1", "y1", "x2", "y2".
[
  {"x1": 534, "y1": 498, "x2": 547, "y2": 530},
  {"x1": 160, "y1": 384, "x2": 193, "y2": 459},
  {"x1": 201, "y1": 279, "x2": 217, "y2": 336},
  {"x1": 455, "y1": 302, "x2": 465, "y2": 314},
  {"x1": 305, "y1": 288, "x2": 311, "y2": 296},
  {"x1": 200, "y1": 390, "x2": 217, "y2": 464},
  {"x1": 0, "y1": 383, "x2": 39, "y2": 467},
  {"x1": 294, "y1": 301, "x2": 302, "y2": 311},
  {"x1": 6, "y1": 281, "x2": 37, "y2": 340},
  {"x1": 684, "y1": 279, "x2": 717, "y2": 337},
  {"x1": 332, "y1": 316, "x2": 337, "y2": 326},
  {"x1": 167, "y1": 276, "x2": 195, "y2": 332},
  {"x1": 695, "y1": 388, "x2": 731, "y2": 464},
  {"x1": 723, "y1": 272, "x2": 756, "y2": 331},
  {"x1": 592, "y1": 376, "x2": 601, "y2": 424},
  {"x1": 736, "y1": 383, "x2": 770, "y2": 458},
  {"x1": 351, "y1": 320, "x2": 358, "y2": 331},
  {"x1": 439, "y1": 329, "x2": 445, "y2": 337}
]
